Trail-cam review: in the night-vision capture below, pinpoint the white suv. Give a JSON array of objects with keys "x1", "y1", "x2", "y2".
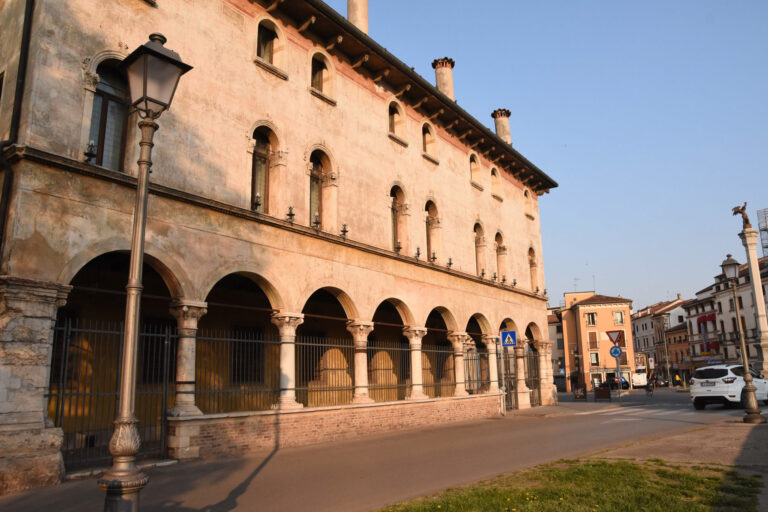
[{"x1": 690, "y1": 364, "x2": 768, "y2": 410}]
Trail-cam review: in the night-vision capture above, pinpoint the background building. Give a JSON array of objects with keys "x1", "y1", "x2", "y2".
[
  {"x1": 0, "y1": 0, "x2": 558, "y2": 493},
  {"x1": 552, "y1": 292, "x2": 635, "y2": 392}
]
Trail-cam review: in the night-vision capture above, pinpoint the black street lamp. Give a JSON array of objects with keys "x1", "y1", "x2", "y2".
[
  {"x1": 721, "y1": 254, "x2": 765, "y2": 424},
  {"x1": 97, "y1": 34, "x2": 192, "y2": 512}
]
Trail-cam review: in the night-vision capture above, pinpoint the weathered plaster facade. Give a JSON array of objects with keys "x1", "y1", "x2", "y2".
[{"x1": 0, "y1": 0, "x2": 558, "y2": 493}]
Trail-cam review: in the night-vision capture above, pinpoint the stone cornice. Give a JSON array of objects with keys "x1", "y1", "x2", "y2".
[{"x1": 6, "y1": 145, "x2": 548, "y2": 303}]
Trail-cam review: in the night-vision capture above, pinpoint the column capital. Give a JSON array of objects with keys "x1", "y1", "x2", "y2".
[
  {"x1": 169, "y1": 299, "x2": 207, "y2": 331},
  {"x1": 402, "y1": 326, "x2": 428, "y2": 343},
  {"x1": 447, "y1": 332, "x2": 470, "y2": 350},
  {"x1": 346, "y1": 320, "x2": 374, "y2": 343},
  {"x1": 271, "y1": 312, "x2": 304, "y2": 332},
  {"x1": 482, "y1": 335, "x2": 500, "y2": 352}
]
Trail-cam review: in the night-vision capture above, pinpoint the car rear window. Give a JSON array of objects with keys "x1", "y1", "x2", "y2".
[{"x1": 694, "y1": 368, "x2": 728, "y2": 379}]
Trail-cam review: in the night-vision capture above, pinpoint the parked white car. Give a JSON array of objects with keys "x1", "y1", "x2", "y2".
[{"x1": 690, "y1": 364, "x2": 768, "y2": 410}]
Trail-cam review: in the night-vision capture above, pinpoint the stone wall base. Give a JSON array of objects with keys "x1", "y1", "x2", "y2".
[
  {"x1": 168, "y1": 394, "x2": 502, "y2": 460},
  {"x1": 0, "y1": 428, "x2": 64, "y2": 495}
]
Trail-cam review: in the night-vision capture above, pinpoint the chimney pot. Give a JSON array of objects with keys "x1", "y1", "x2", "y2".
[
  {"x1": 347, "y1": 0, "x2": 369, "y2": 35},
  {"x1": 431, "y1": 57, "x2": 456, "y2": 100},
  {"x1": 491, "y1": 108, "x2": 512, "y2": 144}
]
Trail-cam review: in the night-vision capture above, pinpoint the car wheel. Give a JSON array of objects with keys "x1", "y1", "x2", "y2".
[{"x1": 693, "y1": 399, "x2": 706, "y2": 410}]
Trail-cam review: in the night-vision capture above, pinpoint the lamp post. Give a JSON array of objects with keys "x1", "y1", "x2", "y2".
[
  {"x1": 721, "y1": 254, "x2": 765, "y2": 424},
  {"x1": 97, "y1": 34, "x2": 191, "y2": 512}
]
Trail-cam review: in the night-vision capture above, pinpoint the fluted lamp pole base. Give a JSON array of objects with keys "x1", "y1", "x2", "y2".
[{"x1": 97, "y1": 417, "x2": 150, "y2": 512}]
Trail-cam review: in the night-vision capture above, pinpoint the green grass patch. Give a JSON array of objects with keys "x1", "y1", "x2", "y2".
[{"x1": 376, "y1": 459, "x2": 762, "y2": 512}]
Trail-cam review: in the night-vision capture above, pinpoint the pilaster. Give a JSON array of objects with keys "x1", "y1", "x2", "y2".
[{"x1": 0, "y1": 276, "x2": 71, "y2": 494}]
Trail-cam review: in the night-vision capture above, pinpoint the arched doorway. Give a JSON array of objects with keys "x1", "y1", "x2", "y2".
[
  {"x1": 524, "y1": 324, "x2": 541, "y2": 407},
  {"x1": 368, "y1": 301, "x2": 411, "y2": 402},
  {"x1": 422, "y1": 309, "x2": 456, "y2": 397},
  {"x1": 465, "y1": 316, "x2": 490, "y2": 394},
  {"x1": 296, "y1": 289, "x2": 355, "y2": 407},
  {"x1": 197, "y1": 273, "x2": 279, "y2": 413},
  {"x1": 49, "y1": 252, "x2": 177, "y2": 470}
]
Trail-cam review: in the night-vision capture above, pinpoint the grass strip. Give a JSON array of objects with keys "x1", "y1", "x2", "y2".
[{"x1": 376, "y1": 459, "x2": 762, "y2": 512}]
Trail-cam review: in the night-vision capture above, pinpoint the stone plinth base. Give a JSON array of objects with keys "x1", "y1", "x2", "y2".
[
  {"x1": 0, "y1": 428, "x2": 64, "y2": 495},
  {"x1": 167, "y1": 394, "x2": 502, "y2": 460}
]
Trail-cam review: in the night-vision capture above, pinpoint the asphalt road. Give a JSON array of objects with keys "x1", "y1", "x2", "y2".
[{"x1": 1, "y1": 389, "x2": 746, "y2": 512}]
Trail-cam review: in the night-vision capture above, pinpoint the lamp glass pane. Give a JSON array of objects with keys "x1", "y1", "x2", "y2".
[
  {"x1": 145, "y1": 54, "x2": 183, "y2": 112},
  {"x1": 125, "y1": 54, "x2": 148, "y2": 106}
]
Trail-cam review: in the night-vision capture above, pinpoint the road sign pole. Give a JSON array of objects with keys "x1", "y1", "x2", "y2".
[{"x1": 616, "y1": 355, "x2": 621, "y2": 403}]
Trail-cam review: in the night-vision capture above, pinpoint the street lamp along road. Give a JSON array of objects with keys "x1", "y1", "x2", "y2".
[
  {"x1": 97, "y1": 34, "x2": 192, "y2": 512},
  {"x1": 720, "y1": 254, "x2": 766, "y2": 424}
]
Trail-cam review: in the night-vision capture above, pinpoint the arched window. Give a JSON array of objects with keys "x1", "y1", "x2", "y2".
[
  {"x1": 495, "y1": 233, "x2": 506, "y2": 280},
  {"x1": 470, "y1": 155, "x2": 480, "y2": 183},
  {"x1": 87, "y1": 60, "x2": 128, "y2": 171},
  {"x1": 311, "y1": 54, "x2": 329, "y2": 93},
  {"x1": 491, "y1": 168, "x2": 501, "y2": 197},
  {"x1": 528, "y1": 247, "x2": 538, "y2": 291},
  {"x1": 309, "y1": 149, "x2": 336, "y2": 231},
  {"x1": 388, "y1": 102, "x2": 404, "y2": 138},
  {"x1": 251, "y1": 126, "x2": 275, "y2": 213},
  {"x1": 425, "y1": 201, "x2": 440, "y2": 261},
  {"x1": 390, "y1": 186, "x2": 407, "y2": 252},
  {"x1": 524, "y1": 189, "x2": 533, "y2": 217},
  {"x1": 422, "y1": 124, "x2": 435, "y2": 155},
  {"x1": 256, "y1": 21, "x2": 278, "y2": 64},
  {"x1": 474, "y1": 224, "x2": 486, "y2": 276}
]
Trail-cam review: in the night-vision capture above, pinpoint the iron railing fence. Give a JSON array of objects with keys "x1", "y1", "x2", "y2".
[
  {"x1": 295, "y1": 336, "x2": 355, "y2": 407},
  {"x1": 498, "y1": 347, "x2": 517, "y2": 409},
  {"x1": 464, "y1": 349, "x2": 490, "y2": 394},
  {"x1": 46, "y1": 319, "x2": 176, "y2": 471},
  {"x1": 525, "y1": 350, "x2": 542, "y2": 407},
  {"x1": 195, "y1": 329, "x2": 280, "y2": 414},
  {"x1": 366, "y1": 337, "x2": 411, "y2": 402},
  {"x1": 421, "y1": 342, "x2": 456, "y2": 398}
]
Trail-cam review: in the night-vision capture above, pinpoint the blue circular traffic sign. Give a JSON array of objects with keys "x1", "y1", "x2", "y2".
[{"x1": 609, "y1": 345, "x2": 623, "y2": 359}]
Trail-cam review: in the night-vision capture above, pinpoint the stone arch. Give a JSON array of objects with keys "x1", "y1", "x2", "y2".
[
  {"x1": 248, "y1": 121, "x2": 282, "y2": 215},
  {"x1": 467, "y1": 313, "x2": 492, "y2": 335},
  {"x1": 304, "y1": 143, "x2": 338, "y2": 173},
  {"x1": 83, "y1": 49, "x2": 128, "y2": 90},
  {"x1": 390, "y1": 185, "x2": 408, "y2": 253},
  {"x1": 490, "y1": 167, "x2": 501, "y2": 196},
  {"x1": 424, "y1": 199, "x2": 441, "y2": 262},
  {"x1": 424, "y1": 306, "x2": 458, "y2": 332},
  {"x1": 370, "y1": 297, "x2": 415, "y2": 327},
  {"x1": 306, "y1": 146, "x2": 338, "y2": 231},
  {"x1": 201, "y1": 271, "x2": 285, "y2": 312},
  {"x1": 499, "y1": 318, "x2": 518, "y2": 334},
  {"x1": 525, "y1": 322, "x2": 543, "y2": 346},
  {"x1": 421, "y1": 122, "x2": 436, "y2": 156},
  {"x1": 58, "y1": 243, "x2": 189, "y2": 300},
  {"x1": 302, "y1": 286, "x2": 360, "y2": 320},
  {"x1": 247, "y1": 118, "x2": 283, "y2": 147},
  {"x1": 469, "y1": 153, "x2": 481, "y2": 182}
]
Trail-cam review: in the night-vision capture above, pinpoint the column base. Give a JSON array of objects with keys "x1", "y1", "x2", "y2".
[
  {"x1": 453, "y1": 389, "x2": 469, "y2": 397},
  {"x1": 352, "y1": 395, "x2": 375, "y2": 404},
  {"x1": 167, "y1": 403, "x2": 203, "y2": 417},
  {"x1": 406, "y1": 390, "x2": 428, "y2": 400},
  {"x1": 272, "y1": 397, "x2": 304, "y2": 410},
  {"x1": 0, "y1": 428, "x2": 64, "y2": 495}
]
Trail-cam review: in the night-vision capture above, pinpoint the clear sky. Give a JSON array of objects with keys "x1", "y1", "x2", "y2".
[{"x1": 324, "y1": 0, "x2": 768, "y2": 309}]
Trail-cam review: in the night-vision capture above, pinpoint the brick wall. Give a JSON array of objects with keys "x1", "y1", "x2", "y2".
[{"x1": 168, "y1": 394, "x2": 502, "y2": 459}]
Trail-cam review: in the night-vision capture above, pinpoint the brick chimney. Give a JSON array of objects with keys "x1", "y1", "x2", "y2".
[
  {"x1": 431, "y1": 57, "x2": 455, "y2": 100},
  {"x1": 347, "y1": 0, "x2": 369, "y2": 35},
  {"x1": 491, "y1": 108, "x2": 512, "y2": 144}
]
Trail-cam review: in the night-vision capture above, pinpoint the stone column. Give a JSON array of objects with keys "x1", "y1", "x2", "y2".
[
  {"x1": 741, "y1": 228, "x2": 768, "y2": 372},
  {"x1": 403, "y1": 327, "x2": 428, "y2": 400},
  {"x1": 347, "y1": 320, "x2": 374, "y2": 404},
  {"x1": 447, "y1": 333, "x2": 469, "y2": 396},
  {"x1": 0, "y1": 277, "x2": 70, "y2": 494},
  {"x1": 537, "y1": 341, "x2": 557, "y2": 405},
  {"x1": 515, "y1": 346, "x2": 531, "y2": 409},
  {"x1": 483, "y1": 335, "x2": 500, "y2": 392},
  {"x1": 168, "y1": 300, "x2": 207, "y2": 417},
  {"x1": 271, "y1": 312, "x2": 304, "y2": 409}
]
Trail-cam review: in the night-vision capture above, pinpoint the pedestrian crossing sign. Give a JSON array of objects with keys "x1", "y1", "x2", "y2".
[{"x1": 501, "y1": 330, "x2": 517, "y2": 347}]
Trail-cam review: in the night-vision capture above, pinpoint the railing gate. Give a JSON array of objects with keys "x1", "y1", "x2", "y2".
[{"x1": 47, "y1": 319, "x2": 176, "y2": 472}]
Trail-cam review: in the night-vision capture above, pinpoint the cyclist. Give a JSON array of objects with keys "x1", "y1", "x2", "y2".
[{"x1": 645, "y1": 380, "x2": 654, "y2": 397}]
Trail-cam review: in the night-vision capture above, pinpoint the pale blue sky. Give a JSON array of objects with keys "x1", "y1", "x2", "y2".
[{"x1": 325, "y1": 0, "x2": 768, "y2": 308}]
